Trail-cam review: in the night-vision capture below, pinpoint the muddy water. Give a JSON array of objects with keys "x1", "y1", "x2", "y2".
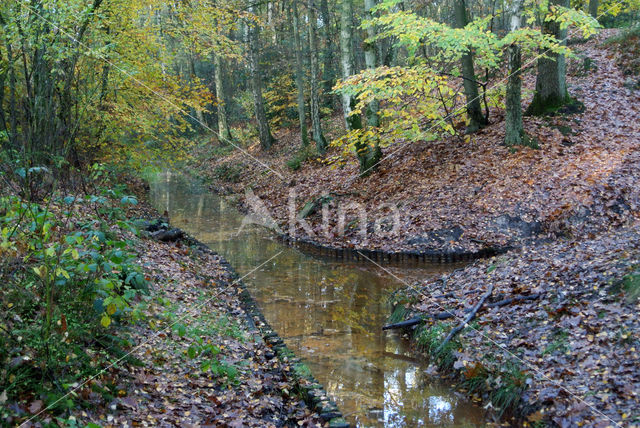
[{"x1": 149, "y1": 172, "x2": 484, "y2": 427}]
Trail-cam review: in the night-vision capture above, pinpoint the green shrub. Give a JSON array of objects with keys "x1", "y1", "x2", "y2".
[
  {"x1": 286, "y1": 145, "x2": 318, "y2": 171},
  {"x1": 212, "y1": 162, "x2": 244, "y2": 183},
  {"x1": 0, "y1": 187, "x2": 147, "y2": 420}
]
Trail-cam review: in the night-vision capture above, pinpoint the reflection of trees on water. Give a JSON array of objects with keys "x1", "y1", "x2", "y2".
[{"x1": 149, "y1": 173, "x2": 483, "y2": 427}]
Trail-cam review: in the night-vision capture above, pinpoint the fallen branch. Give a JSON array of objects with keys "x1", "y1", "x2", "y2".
[
  {"x1": 382, "y1": 317, "x2": 423, "y2": 330},
  {"x1": 382, "y1": 291, "x2": 543, "y2": 331},
  {"x1": 485, "y1": 292, "x2": 544, "y2": 308},
  {"x1": 152, "y1": 228, "x2": 185, "y2": 242},
  {"x1": 435, "y1": 284, "x2": 494, "y2": 355}
]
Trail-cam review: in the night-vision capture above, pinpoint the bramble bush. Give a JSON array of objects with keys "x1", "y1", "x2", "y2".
[{"x1": 0, "y1": 166, "x2": 148, "y2": 420}]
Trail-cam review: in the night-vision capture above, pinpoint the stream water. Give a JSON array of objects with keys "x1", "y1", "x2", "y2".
[{"x1": 149, "y1": 172, "x2": 484, "y2": 427}]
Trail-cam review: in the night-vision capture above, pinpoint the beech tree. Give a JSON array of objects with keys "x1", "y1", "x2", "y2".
[
  {"x1": 526, "y1": 0, "x2": 571, "y2": 116},
  {"x1": 504, "y1": 0, "x2": 525, "y2": 146},
  {"x1": 454, "y1": 0, "x2": 487, "y2": 132},
  {"x1": 247, "y1": 3, "x2": 274, "y2": 150},
  {"x1": 291, "y1": 0, "x2": 309, "y2": 147},
  {"x1": 308, "y1": 0, "x2": 328, "y2": 153}
]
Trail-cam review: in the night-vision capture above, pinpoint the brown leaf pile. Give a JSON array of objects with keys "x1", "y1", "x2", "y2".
[{"x1": 410, "y1": 225, "x2": 640, "y2": 426}]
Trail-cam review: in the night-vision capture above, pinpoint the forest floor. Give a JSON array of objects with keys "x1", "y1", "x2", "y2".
[
  {"x1": 187, "y1": 27, "x2": 640, "y2": 426},
  {"x1": 193, "y1": 29, "x2": 640, "y2": 256},
  {"x1": 398, "y1": 225, "x2": 640, "y2": 427}
]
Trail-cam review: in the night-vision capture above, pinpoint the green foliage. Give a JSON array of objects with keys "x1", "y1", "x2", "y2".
[
  {"x1": 264, "y1": 74, "x2": 300, "y2": 129},
  {"x1": 621, "y1": 270, "x2": 640, "y2": 302},
  {"x1": 542, "y1": 329, "x2": 570, "y2": 356},
  {"x1": 598, "y1": 0, "x2": 640, "y2": 27},
  {"x1": 414, "y1": 323, "x2": 458, "y2": 370},
  {"x1": 178, "y1": 312, "x2": 246, "y2": 384},
  {"x1": 331, "y1": 2, "x2": 598, "y2": 163},
  {"x1": 212, "y1": 162, "x2": 245, "y2": 183},
  {"x1": 0, "y1": 186, "x2": 148, "y2": 417}
]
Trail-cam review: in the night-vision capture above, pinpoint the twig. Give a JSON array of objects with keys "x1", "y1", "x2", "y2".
[{"x1": 435, "y1": 284, "x2": 493, "y2": 355}]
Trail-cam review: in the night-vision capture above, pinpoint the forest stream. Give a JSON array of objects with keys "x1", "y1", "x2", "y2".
[{"x1": 149, "y1": 171, "x2": 485, "y2": 427}]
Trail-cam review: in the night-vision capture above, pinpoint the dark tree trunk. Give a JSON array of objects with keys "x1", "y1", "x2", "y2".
[
  {"x1": 308, "y1": 0, "x2": 328, "y2": 153},
  {"x1": 505, "y1": 0, "x2": 524, "y2": 146},
  {"x1": 247, "y1": 5, "x2": 274, "y2": 150},
  {"x1": 291, "y1": 0, "x2": 309, "y2": 147},
  {"x1": 214, "y1": 52, "x2": 233, "y2": 142},
  {"x1": 319, "y1": 0, "x2": 336, "y2": 107},
  {"x1": 589, "y1": 0, "x2": 598, "y2": 18},
  {"x1": 454, "y1": 0, "x2": 487, "y2": 132},
  {"x1": 526, "y1": 0, "x2": 571, "y2": 116}
]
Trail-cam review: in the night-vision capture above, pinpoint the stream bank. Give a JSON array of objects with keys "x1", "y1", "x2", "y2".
[
  {"x1": 391, "y1": 228, "x2": 640, "y2": 426},
  {"x1": 149, "y1": 171, "x2": 486, "y2": 427}
]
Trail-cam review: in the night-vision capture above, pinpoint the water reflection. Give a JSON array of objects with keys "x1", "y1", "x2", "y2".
[{"x1": 149, "y1": 172, "x2": 484, "y2": 427}]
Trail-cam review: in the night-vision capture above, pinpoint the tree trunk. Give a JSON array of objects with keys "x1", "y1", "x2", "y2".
[
  {"x1": 247, "y1": 5, "x2": 274, "y2": 150},
  {"x1": 360, "y1": 0, "x2": 382, "y2": 173},
  {"x1": 526, "y1": 0, "x2": 570, "y2": 116},
  {"x1": 588, "y1": 0, "x2": 598, "y2": 18},
  {"x1": 454, "y1": 0, "x2": 487, "y2": 132},
  {"x1": 189, "y1": 52, "x2": 207, "y2": 129},
  {"x1": 308, "y1": 0, "x2": 328, "y2": 153},
  {"x1": 213, "y1": 52, "x2": 233, "y2": 142},
  {"x1": 364, "y1": 0, "x2": 379, "y2": 129},
  {"x1": 291, "y1": 1, "x2": 309, "y2": 147},
  {"x1": 504, "y1": 0, "x2": 524, "y2": 146},
  {"x1": 339, "y1": 0, "x2": 362, "y2": 132},
  {"x1": 320, "y1": 0, "x2": 336, "y2": 107}
]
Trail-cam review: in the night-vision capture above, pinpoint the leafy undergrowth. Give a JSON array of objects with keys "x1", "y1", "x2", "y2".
[
  {"x1": 195, "y1": 29, "x2": 639, "y2": 255},
  {"x1": 1, "y1": 174, "x2": 321, "y2": 426},
  {"x1": 0, "y1": 172, "x2": 150, "y2": 426},
  {"x1": 402, "y1": 225, "x2": 640, "y2": 426}
]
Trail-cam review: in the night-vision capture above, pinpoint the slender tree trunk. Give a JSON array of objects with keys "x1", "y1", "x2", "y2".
[
  {"x1": 588, "y1": 0, "x2": 598, "y2": 18},
  {"x1": 308, "y1": 0, "x2": 328, "y2": 153},
  {"x1": 213, "y1": 51, "x2": 233, "y2": 142},
  {"x1": 526, "y1": 0, "x2": 570, "y2": 116},
  {"x1": 247, "y1": 5, "x2": 274, "y2": 150},
  {"x1": 188, "y1": 52, "x2": 207, "y2": 129},
  {"x1": 361, "y1": 0, "x2": 382, "y2": 171},
  {"x1": 339, "y1": 0, "x2": 361, "y2": 132},
  {"x1": 319, "y1": 0, "x2": 336, "y2": 106},
  {"x1": 505, "y1": 0, "x2": 524, "y2": 146},
  {"x1": 454, "y1": 0, "x2": 487, "y2": 132},
  {"x1": 291, "y1": 1, "x2": 309, "y2": 147},
  {"x1": 364, "y1": 0, "x2": 379, "y2": 128}
]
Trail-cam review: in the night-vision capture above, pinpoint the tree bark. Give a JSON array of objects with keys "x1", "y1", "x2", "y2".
[
  {"x1": 588, "y1": 0, "x2": 598, "y2": 18},
  {"x1": 454, "y1": 0, "x2": 487, "y2": 132},
  {"x1": 213, "y1": 51, "x2": 233, "y2": 142},
  {"x1": 526, "y1": 0, "x2": 571, "y2": 116},
  {"x1": 308, "y1": 0, "x2": 328, "y2": 153},
  {"x1": 505, "y1": 0, "x2": 524, "y2": 146},
  {"x1": 339, "y1": 0, "x2": 361, "y2": 132},
  {"x1": 247, "y1": 5, "x2": 274, "y2": 150},
  {"x1": 319, "y1": 0, "x2": 336, "y2": 107},
  {"x1": 291, "y1": 0, "x2": 309, "y2": 147},
  {"x1": 360, "y1": 0, "x2": 383, "y2": 173}
]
